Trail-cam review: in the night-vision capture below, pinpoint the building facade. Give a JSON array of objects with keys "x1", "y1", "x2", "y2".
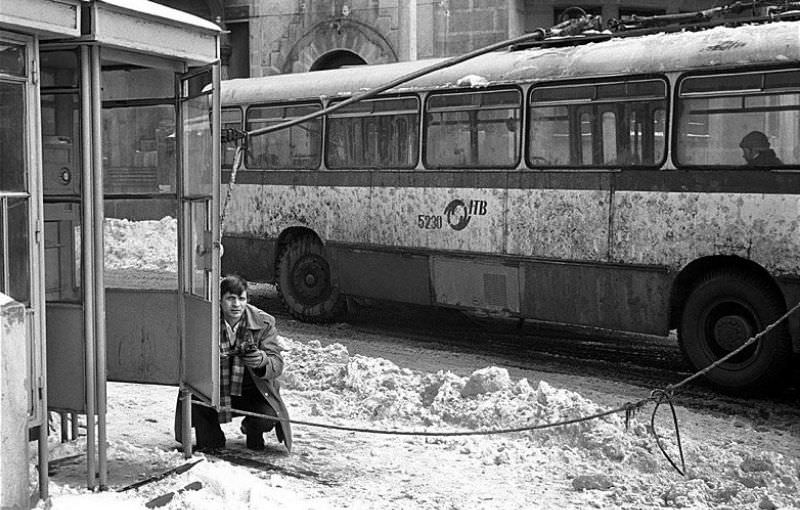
[{"x1": 157, "y1": 0, "x2": 722, "y2": 78}]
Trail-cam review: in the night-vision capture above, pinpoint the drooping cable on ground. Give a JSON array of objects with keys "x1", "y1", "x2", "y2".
[{"x1": 190, "y1": 298, "x2": 800, "y2": 476}]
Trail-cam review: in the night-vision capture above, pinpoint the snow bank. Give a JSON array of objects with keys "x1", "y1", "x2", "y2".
[
  {"x1": 104, "y1": 216, "x2": 177, "y2": 272},
  {"x1": 34, "y1": 328, "x2": 800, "y2": 510}
]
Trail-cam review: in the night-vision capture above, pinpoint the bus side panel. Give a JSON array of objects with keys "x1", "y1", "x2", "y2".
[
  {"x1": 223, "y1": 180, "x2": 372, "y2": 278},
  {"x1": 521, "y1": 261, "x2": 671, "y2": 335},
  {"x1": 329, "y1": 246, "x2": 431, "y2": 305},
  {"x1": 221, "y1": 234, "x2": 275, "y2": 282},
  {"x1": 431, "y1": 257, "x2": 520, "y2": 313},
  {"x1": 611, "y1": 190, "x2": 800, "y2": 275},
  {"x1": 506, "y1": 187, "x2": 611, "y2": 262},
  {"x1": 370, "y1": 185, "x2": 505, "y2": 254},
  {"x1": 776, "y1": 278, "x2": 800, "y2": 353}
]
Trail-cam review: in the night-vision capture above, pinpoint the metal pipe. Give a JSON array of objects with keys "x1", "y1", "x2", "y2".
[
  {"x1": 91, "y1": 45, "x2": 108, "y2": 490},
  {"x1": 71, "y1": 411, "x2": 79, "y2": 440},
  {"x1": 181, "y1": 389, "x2": 193, "y2": 458},
  {"x1": 29, "y1": 35, "x2": 51, "y2": 500},
  {"x1": 80, "y1": 44, "x2": 97, "y2": 490},
  {"x1": 176, "y1": 67, "x2": 192, "y2": 460},
  {"x1": 60, "y1": 412, "x2": 69, "y2": 442}
]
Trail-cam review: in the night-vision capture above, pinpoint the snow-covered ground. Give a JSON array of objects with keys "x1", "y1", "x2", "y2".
[{"x1": 35, "y1": 329, "x2": 800, "y2": 510}]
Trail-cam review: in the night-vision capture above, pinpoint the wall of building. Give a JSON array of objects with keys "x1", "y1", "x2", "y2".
[{"x1": 159, "y1": 0, "x2": 722, "y2": 76}]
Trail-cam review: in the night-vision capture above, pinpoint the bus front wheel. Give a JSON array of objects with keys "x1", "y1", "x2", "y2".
[
  {"x1": 276, "y1": 236, "x2": 346, "y2": 323},
  {"x1": 678, "y1": 270, "x2": 791, "y2": 392}
]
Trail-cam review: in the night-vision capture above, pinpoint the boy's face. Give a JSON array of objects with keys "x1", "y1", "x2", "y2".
[{"x1": 221, "y1": 291, "x2": 247, "y2": 324}]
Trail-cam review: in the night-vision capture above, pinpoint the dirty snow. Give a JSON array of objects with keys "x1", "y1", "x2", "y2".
[{"x1": 34, "y1": 333, "x2": 800, "y2": 510}]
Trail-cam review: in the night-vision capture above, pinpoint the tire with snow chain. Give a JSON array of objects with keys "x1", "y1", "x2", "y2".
[
  {"x1": 678, "y1": 270, "x2": 791, "y2": 392},
  {"x1": 276, "y1": 236, "x2": 346, "y2": 323}
]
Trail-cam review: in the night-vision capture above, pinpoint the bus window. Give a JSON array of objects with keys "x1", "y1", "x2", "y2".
[
  {"x1": 602, "y1": 111, "x2": 617, "y2": 164},
  {"x1": 222, "y1": 107, "x2": 242, "y2": 168},
  {"x1": 326, "y1": 96, "x2": 419, "y2": 169},
  {"x1": 676, "y1": 70, "x2": 800, "y2": 168},
  {"x1": 425, "y1": 89, "x2": 521, "y2": 169},
  {"x1": 529, "y1": 79, "x2": 667, "y2": 168},
  {"x1": 246, "y1": 103, "x2": 321, "y2": 169},
  {"x1": 579, "y1": 109, "x2": 594, "y2": 165}
]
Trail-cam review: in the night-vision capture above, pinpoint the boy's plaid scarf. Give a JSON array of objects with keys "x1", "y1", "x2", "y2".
[{"x1": 218, "y1": 321, "x2": 246, "y2": 423}]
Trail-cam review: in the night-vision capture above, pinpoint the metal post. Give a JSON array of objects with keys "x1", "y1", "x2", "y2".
[
  {"x1": 60, "y1": 412, "x2": 69, "y2": 442},
  {"x1": 181, "y1": 388, "x2": 193, "y2": 458},
  {"x1": 91, "y1": 44, "x2": 108, "y2": 490},
  {"x1": 80, "y1": 44, "x2": 97, "y2": 490},
  {"x1": 29, "y1": 34, "x2": 51, "y2": 501},
  {"x1": 71, "y1": 411, "x2": 79, "y2": 440}
]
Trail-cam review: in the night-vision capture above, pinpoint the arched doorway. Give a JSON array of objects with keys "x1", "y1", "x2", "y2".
[
  {"x1": 282, "y1": 18, "x2": 397, "y2": 74},
  {"x1": 310, "y1": 49, "x2": 366, "y2": 71}
]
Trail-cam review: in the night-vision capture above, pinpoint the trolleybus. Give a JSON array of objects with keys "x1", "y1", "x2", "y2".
[{"x1": 220, "y1": 17, "x2": 800, "y2": 392}]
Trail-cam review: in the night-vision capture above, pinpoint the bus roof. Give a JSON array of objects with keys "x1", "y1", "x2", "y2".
[{"x1": 222, "y1": 20, "x2": 800, "y2": 106}]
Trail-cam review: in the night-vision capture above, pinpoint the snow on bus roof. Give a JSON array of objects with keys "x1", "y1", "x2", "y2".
[
  {"x1": 222, "y1": 20, "x2": 799, "y2": 106},
  {"x1": 97, "y1": 0, "x2": 221, "y2": 32}
]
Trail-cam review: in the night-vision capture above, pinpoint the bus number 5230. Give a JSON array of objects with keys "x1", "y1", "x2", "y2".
[{"x1": 417, "y1": 215, "x2": 443, "y2": 229}]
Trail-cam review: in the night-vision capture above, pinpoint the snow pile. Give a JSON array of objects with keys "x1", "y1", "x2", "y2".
[
  {"x1": 280, "y1": 338, "x2": 641, "y2": 446},
  {"x1": 104, "y1": 216, "x2": 177, "y2": 272},
  {"x1": 278, "y1": 336, "x2": 800, "y2": 509}
]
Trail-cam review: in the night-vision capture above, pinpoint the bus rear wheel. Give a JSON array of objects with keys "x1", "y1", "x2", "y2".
[
  {"x1": 276, "y1": 236, "x2": 346, "y2": 323},
  {"x1": 678, "y1": 270, "x2": 791, "y2": 392}
]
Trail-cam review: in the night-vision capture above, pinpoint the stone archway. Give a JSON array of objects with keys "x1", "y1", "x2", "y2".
[
  {"x1": 282, "y1": 18, "x2": 398, "y2": 74},
  {"x1": 310, "y1": 49, "x2": 367, "y2": 71}
]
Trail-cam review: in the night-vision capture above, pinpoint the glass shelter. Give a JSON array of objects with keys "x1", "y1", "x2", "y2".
[{"x1": 1, "y1": 1, "x2": 221, "y2": 506}]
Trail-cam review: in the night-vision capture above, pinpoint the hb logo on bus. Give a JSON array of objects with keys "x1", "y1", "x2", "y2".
[{"x1": 444, "y1": 199, "x2": 487, "y2": 231}]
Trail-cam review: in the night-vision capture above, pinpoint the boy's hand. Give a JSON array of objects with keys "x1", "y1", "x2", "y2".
[{"x1": 240, "y1": 349, "x2": 266, "y2": 369}]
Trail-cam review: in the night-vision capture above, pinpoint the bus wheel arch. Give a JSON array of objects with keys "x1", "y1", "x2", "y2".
[
  {"x1": 274, "y1": 228, "x2": 346, "y2": 323},
  {"x1": 670, "y1": 256, "x2": 791, "y2": 392}
]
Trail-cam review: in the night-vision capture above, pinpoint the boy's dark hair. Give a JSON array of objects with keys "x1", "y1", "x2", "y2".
[{"x1": 221, "y1": 274, "x2": 248, "y2": 297}]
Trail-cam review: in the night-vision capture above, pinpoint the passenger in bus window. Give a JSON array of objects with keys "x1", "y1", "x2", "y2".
[
  {"x1": 175, "y1": 274, "x2": 292, "y2": 453},
  {"x1": 739, "y1": 131, "x2": 783, "y2": 167}
]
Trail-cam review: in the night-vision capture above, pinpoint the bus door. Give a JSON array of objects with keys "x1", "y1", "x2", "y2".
[{"x1": 178, "y1": 66, "x2": 220, "y2": 405}]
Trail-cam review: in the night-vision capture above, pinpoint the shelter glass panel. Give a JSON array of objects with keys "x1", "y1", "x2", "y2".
[
  {"x1": 41, "y1": 92, "x2": 81, "y2": 196},
  {"x1": 2, "y1": 197, "x2": 30, "y2": 303},
  {"x1": 188, "y1": 199, "x2": 211, "y2": 299},
  {"x1": 103, "y1": 105, "x2": 176, "y2": 194},
  {"x1": 0, "y1": 81, "x2": 25, "y2": 191},
  {"x1": 245, "y1": 103, "x2": 321, "y2": 169},
  {"x1": 102, "y1": 68, "x2": 174, "y2": 101},
  {"x1": 40, "y1": 50, "x2": 78, "y2": 88},
  {"x1": 103, "y1": 198, "x2": 178, "y2": 290},
  {"x1": 43, "y1": 203, "x2": 81, "y2": 302},
  {"x1": 182, "y1": 72, "x2": 214, "y2": 195},
  {"x1": 0, "y1": 42, "x2": 25, "y2": 77}
]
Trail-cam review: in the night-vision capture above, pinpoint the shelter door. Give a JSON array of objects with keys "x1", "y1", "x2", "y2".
[
  {"x1": 178, "y1": 65, "x2": 220, "y2": 405},
  {"x1": 1, "y1": 34, "x2": 44, "y2": 424}
]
